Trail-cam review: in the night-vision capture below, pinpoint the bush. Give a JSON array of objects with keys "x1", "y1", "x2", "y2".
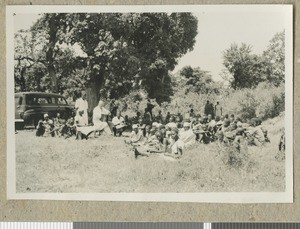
[
  {"x1": 221, "y1": 82, "x2": 285, "y2": 121},
  {"x1": 115, "y1": 81, "x2": 285, "y2": 122}
]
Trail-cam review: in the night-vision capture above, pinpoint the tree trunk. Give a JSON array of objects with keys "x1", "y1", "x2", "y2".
[
  {"x1": 48, "y1": 65, "x2": 58, "y2": 93},
  {"x1": 86, "y1": 76, "x2": 103, "y2": 113},
  {"x1": 46, "y1": 14, "x2": 58, "y2": 93}
]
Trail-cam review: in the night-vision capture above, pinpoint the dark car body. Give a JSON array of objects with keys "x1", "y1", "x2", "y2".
[{"x1": 15, "y1": 92, "x2": 74, "y2": 129}]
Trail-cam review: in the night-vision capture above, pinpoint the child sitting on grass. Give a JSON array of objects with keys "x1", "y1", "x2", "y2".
[{"x1": 36, "y1": 120, "x2": 45, "y2": 137}]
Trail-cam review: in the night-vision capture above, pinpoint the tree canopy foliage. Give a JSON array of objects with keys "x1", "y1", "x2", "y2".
[
  {"x1": 222, "y1": 31, "x2": 285, "y2": 89},
  {"x1": 178, "y1": 65, "x2": 221, "y2": 95},
  {"x1": 14, "y1": 13, "x2": 198, "y2": 108}
]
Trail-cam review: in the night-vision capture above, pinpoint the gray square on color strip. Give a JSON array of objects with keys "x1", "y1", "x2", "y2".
[
  {"x1": 74, "y1": 222, "x2": 204, "y2": 229},
  {"x1": 212, "y1": 223, "x2": 300, "y2": 229}
]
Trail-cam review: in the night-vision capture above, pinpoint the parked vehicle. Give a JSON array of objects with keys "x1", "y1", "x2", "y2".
[{"x1": 15, "y1": 92, "x2": 74, "y2": 129}]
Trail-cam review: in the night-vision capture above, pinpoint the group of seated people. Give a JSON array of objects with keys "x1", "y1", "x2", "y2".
[
  {"x1": 35, "y1": 101, "x2": 271, "y2": 160},
  {"x1": 36, "y1": 100, "x2": 118, "y2": 139},
  {"x1": 124, "y1": 111, "x2": 271, "y2": 159}
]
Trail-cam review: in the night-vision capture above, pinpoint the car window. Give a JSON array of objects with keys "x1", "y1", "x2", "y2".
[
  {"x1": 57, "y1": 97, "x2": 67, "y2": 105},
  {"x1": 15, "y1": 96, "x2": 22, "y2": 106},
  {"x1": 38, "y1": 97, "x2": 56, "y2": 104},
  {"x1": 26, "y1": 95, "x2": 39, "y2": 105}
]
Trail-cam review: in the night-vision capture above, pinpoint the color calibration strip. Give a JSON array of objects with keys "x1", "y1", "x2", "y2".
[{"x1": 1, "y1": 223, "x2": 300, "y2": 229}]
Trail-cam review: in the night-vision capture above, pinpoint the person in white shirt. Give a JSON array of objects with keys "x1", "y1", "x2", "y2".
[
  {"x1": 179, "y1": 122, "x2": 196, "y2": 148},
  {"x1": 75, "y1": 91, "x2": 89, "y2": 125},
  {"x1": 125, "y1": 124, "x2": 144, "y2": 145},
  {"x1": 112, "y1": 111, "x2": 126, "y2": 136},
  {"x1": 75, "y1": 110, "x2": 95, "y2": 139},
  {"x1": 92, "y1": 100, "x2": 112, "y2": 135}
]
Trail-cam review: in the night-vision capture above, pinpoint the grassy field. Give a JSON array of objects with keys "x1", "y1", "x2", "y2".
[{"x1": 15, "y1": 115, "x2": 285, "y2": 193}]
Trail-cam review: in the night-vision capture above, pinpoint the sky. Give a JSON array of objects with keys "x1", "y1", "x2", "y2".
[{"x1": 14, "y1": 9, "x2": 287, "y2": 81}]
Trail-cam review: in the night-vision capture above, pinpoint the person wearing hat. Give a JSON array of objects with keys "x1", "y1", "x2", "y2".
[
  {"x1": 179, "y1": 122, "x2": 196, "y2": 148},
  {"x1": 43, "y1": 113, "x2": 55, "y2": 137},
  {"x1": 75, "y1": 91, "x2": 89, "y2": 125}
]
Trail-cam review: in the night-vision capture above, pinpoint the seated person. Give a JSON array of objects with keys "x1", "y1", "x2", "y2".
[
  {"x1": 158, "y1": 125, "x2": 167, "y2": 139},
  {"x1": 164, "y1": 128, "x2": 185, "y2": 159},
  {"x1": 166, "y1": 116, "x2": 177, "y2": 129},
  {"x1": 202, "y1": 114, "x2": 208, "y2": 124},
  {"x1": 245, "y1": 118, "x2": 265, "y2": 146},
  {"x1": 138, "y1": 117, "x2": 146, "y2": 136},
  {"x1": 193, "y1": 118, "x2": 205, "y2": 142},
  {"x1": 36, "y1": 120, "x2": 45, "y2": 137},
  {"x1": 207, "y1": 114, "x2": 216, "y2": 138},
  {"x1": 134, "y1": 131, "x2": 164, "y2": 158},
  {"x1": 165, "y1": 112, "x2": 171, "y2": 124},
  {"x1": 147, "y1": 128, "x2": 158, "y2": 142},
  {"x1": 176, "y1": 116, "x2": 183, "y2": 129},
  {"x1": 92, "y1": 100, "x2": 112, "y2": 135},
  {"x1": 215, "y1": 116, "x2": 223, "y2": 131},
  {"x1": 66, "y1": 117, "x2": 76, "y2": 136},
  {"x1": 144, "y1": 125, "x2": 152, "y2": 140},
  {"x1": 215, "y1": 119, "x2": 230, "y2": 142},
  {"x1": 43, "y1": 113, "x2": 55, "y2": 137},
  {"x1": 75, "y1": 110, "x2": 98, "y2": 140},
  {"x1": 125, "y1": 124, "x2": 144, "y2": 146},
  {"x1": 179, "y1": 122, "x2": 196, "y2": 148},
  {"x1": 229, "y1": 114, "x2": 235, "y2": 124},
  {"x1": 53, "y1": 113, "x2": 64, "y2": 135},
  {"x1": 112, "y1": 111, "x2": 126, "y2": 137},
  {"x1": 223, "y1": 122, "x2": 238, "y2": 143},
  {"x1": 197, "y1": 124, "x2": 211, "y2": 144},
  {"x1": 58, "y1": 119, "x2": 72, "y2": 138},
  {"x1": 131, "y1": 111, "x2": 141, "y2": 125},
  {"x1": 232, "y1": 127, "x2": 247, "y2": 153},
  {"x1": 124, "y1": 115, "x2": 131, "y2": 127}
]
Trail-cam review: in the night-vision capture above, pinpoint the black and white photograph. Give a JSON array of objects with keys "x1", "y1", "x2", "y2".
[{"x1": 6, "y1": 5, "x2": 293, "y2": 202}]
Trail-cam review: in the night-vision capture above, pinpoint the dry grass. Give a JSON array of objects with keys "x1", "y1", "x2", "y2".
[{"x1": 16, "y1": 116, "x2": 285, "y2": 193}]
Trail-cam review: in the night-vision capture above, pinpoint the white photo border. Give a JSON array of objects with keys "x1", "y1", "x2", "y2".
[{"x1": 6, "y1": 4, "x2": 294, "y2": 203}]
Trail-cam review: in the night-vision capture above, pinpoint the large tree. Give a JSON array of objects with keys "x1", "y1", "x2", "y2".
[
  {"x1": 222, "y1": 43, "x2": 264, "y2": 89},
  {"x1": 15, "y1": 13, "x2": 198, "y2": 108},
  {"x1": 65, "y1": 13, "x2": 198, "y2": 109},
  {"x1": 15, "y1": 14, "x2": 79, "y2": 94},
  {"x1": 222, "y1": 31, "x2": 285, "y2": 89},
  {"x1": 262, "y1": 30, "x2": 285, "y2": 86},
  {"x1": 179, "y1": 65, "x2": 220, "y2": 95}
]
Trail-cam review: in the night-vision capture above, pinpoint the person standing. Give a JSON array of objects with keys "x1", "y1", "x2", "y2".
[
  {"x1": 204, "y1": 100, "x2": 211, "y2": 116},
  {"x1": 146, "y1": 99, "x2": 155, "y2": 119},
  {"x1": 215, "y1": 101, "x2": 223, "y2": 117},
  {"x1": 75, "y1": 91, "x2": 89, "y2": 125}
]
